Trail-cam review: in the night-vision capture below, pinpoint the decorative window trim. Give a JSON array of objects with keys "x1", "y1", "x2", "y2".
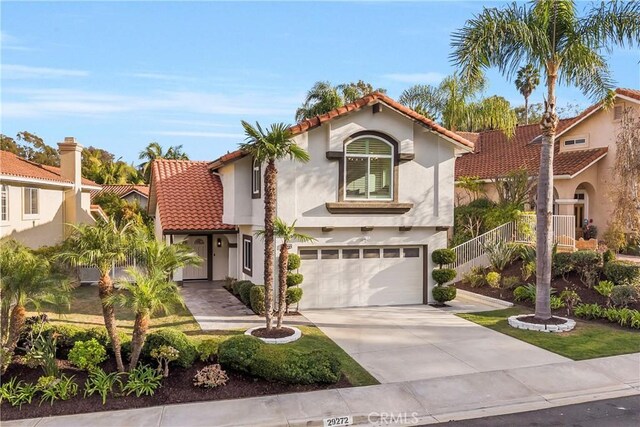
[
  {"x1": 251, "y1": 158, "x2": 261, "y2": 199},
  {"x1": 1, "y1": 184, "x2": 8, "y2": 223},
  {"x1": 242, "y1": 234, "x2": 253, "y2": 276},
  {"x1": 23, "y1": 187, "x2": 39, "y2": 219}
]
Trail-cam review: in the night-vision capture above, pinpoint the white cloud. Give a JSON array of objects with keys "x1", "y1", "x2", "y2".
[
  {"x1": 2, "y1": 64, "x2": 88, "y2": 79},
  {"x1": 383, "y1": 72, "x2": 446, "y2": 84},
  {"x1": 146, "y1": 131, "x2": 244, "y2": 139},
  {"x1": 1, "y1": 32, "x2": 32, "y2": 51},
  {"x1": 124, "y1": 72, "x2": 195, "y2": 82}
]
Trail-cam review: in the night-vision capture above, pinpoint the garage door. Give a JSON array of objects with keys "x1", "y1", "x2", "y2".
[{"x1": 297, "y1": 246, "x2": 425, "y2": 309}]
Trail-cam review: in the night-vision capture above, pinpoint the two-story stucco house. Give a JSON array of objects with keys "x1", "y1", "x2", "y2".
[
  {"x1": 0, "y1": 138, "x2": 102, "y2": 248},
  {"x1": 149, "y1": 93, "x2": 474, "y2": 308},
  {"x1": 455, "y1": 88, "x2": 640, "y2": 238}
]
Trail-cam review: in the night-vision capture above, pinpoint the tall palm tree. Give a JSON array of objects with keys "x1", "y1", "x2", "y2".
[
  {"x1": 139, "y1": 142, "x2": 189, "y2": 183},
  {"x1": 135, "y1": 231, "x2": 202, "y2": 279},
  {"x1": 0, "y1": 241, "x2": 70, "y2": 354},
  {"x1": 256, "y1": 218, "x2": 315, "y2": 329},
  {"x1": 452, "y1": 0, "x2": 640, "y2": 320},
  {"x1": 239, "y1": 122, "x2": 310, "y2": 331},
  {"x1": 399, "y1": 74, "x2": 517, "y2": 136},
  {"x1": 58, "y1": 219, "x2": 136, "y2": 372},
  {"x1": 515, "y1": 64, "x2": 541, "y2": 124},
  {"x1": 109, "y1": 269, "x2": 184, "y2": 370}
]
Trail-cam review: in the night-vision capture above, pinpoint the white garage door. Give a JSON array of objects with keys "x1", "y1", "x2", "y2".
[{"x1": 297, "y1": 246, "x2": 425, "y2": 309}]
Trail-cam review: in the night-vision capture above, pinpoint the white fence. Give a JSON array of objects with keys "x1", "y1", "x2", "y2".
[
  {"x1": 449, "y1": 214, "x2": 576, "y2": 278},
  {"x1": 78, "y1": 253, "x2": 140, "y2": 283}
]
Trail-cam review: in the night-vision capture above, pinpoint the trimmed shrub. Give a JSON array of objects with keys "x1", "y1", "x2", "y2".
[
  {"x1": 610, "y1": 285, "x2": 639, "y2": 308},
  {"x1": 570, "y1": 250, "x2": 602, "y2": 287},
  {"x1": 432, "y1": 286, "x2": 456, "y2": 303},
  {"x1": 604, "y1": 260, "x2": 640, "y2": 286},
  {"x1": 142, "y1": 329, "x2": 197, "y2": 368},
  {"x1": 232, "y1": 280, "x2": 251, "y2": 296},
  {"x1": 486, "y1": 271, "x2": 501, "y2": 288},
  {"x1": 217, "y1": 335, "x2": 261, "y2": 374},
  {"x1": 431, "y1": 249, "x2": 456, "y2": 267},
  {"x1": 286, "y1": 287, "x2": 303, "y2": 312},
  {"x1": 238, "y1": 282, "x2": 254, "y2": 305},
  {"x1": 250, "y1": 285, "x2": 266, "y2": 316},
  {"x1": 552, "y1": 252, "x2": 574, "y2": 278},
  {"x1": 432, "y1": 268, "x2": 457, "y2": 285},
  {"x1": 250, "y1": 346, "x2": 341, "y2": 384},
  {"x1": 41, "y1": 324, "x2": 85, "y2": 349},
  {"x1": 287, "y1": 254, "x2": 301, "y2": 271},
  {"x1": 197, "y1": 339, "x2": 220, "y2": 362},
  {"x1": 286, "y1": 273, "x2": 304, "y2": 287},
  {"x1": 68, "y1": 339, "x2": 107, "y2": 371}
]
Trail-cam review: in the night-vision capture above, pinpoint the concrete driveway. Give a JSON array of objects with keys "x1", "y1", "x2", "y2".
[{"x1": 303, "y1": 305, "x2": 570, "y2": 383}]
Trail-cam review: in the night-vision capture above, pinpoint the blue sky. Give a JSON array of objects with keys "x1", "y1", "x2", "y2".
[{"x1": 2, "y1": 1, "x2": 639, "y2": 164}]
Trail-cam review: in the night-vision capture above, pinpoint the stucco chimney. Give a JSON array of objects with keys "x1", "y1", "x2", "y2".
[{"x1": 58, "y1": 137, "x2": 84, "y2": 236}]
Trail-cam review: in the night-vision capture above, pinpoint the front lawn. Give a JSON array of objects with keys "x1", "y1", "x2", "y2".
[{"x1": 458, "y1": 307, "x2": 640, "y2": 360}]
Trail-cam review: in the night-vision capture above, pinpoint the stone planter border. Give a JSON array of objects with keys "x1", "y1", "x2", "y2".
[
  {"x1": 508, "y1": 315, "x2": 576, "y2": 333},
  {"x1": 244, "y1": 326, "x2": 302, "y2": 344}
]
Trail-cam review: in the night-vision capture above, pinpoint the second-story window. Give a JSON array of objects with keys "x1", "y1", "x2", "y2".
[
  {"x1": 1, "y1": 185, "x2": 8, "y2": 221},
  {"x1": 23, "y1": 187, "x2": 38, "y2": 216},
  {"x1": 251, "y1": 158, "x2": 261, "y2": 199},
  {"x1": 345, "y1": 137, "x2": 393, "y2": 200}
]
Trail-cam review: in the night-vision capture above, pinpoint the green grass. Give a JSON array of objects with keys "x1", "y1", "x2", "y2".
[
  {"x1": 30, "y1": 285, "x2": 378, "y2": 387},
  {"x1": 458, "y1": 307, "x2": 640, "y2": 360}
]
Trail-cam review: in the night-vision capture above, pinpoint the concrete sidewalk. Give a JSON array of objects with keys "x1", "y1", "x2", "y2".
[{"x1": 6, "y1": 353, "x2": 638, "y2": 427}]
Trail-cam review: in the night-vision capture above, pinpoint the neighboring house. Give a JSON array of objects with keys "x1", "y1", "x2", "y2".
[
  {"x1": 149, "y1": 93, "x2": 474, "y2": 308},
  {"x1": 91, "y1": 184, "x2": 150, "y2": 209},
  {"x1": 455, "y1": 88, "x2": 640, "y2": 238},
  {"x1": 0, "y1": 138, "x2": 102, "y2": 248}
]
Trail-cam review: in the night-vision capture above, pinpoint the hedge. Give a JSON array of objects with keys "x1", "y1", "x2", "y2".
[
  {"x1": 250, "y1": 285, "x2": 266, "y2": 316},
  {"x1": 604, "y1": 260, "x2": 640, "y2": 286},
  {"x1": 238, "y1": 281, "x2": 254, "y2": 305}
]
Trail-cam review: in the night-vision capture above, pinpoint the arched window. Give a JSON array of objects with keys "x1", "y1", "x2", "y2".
[
  {"x1": 344, "y1": 137, "x2": 393, "y2": 200},
  {"x1": 1, "y1": 185, "x2": 7, "y2": 221}
]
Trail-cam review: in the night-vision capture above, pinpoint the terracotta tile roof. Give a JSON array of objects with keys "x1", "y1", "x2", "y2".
[
  {"x1": 91, "y1": 184, "x2": 149, "y2": 199},
  {"x1": 209, "y1": 92, "x2": 475, "y2": 169},
  {"x1": 616, "y1": 87, "x2": 640, "y2": 101},
  {"x1": 0, "y1": 150, "x2": 98, "y2": 187},
  {"x1": 151, "y1": 159, "x2": 234, "y2": 232},
  {"x1": 455, "y1": 121, "x2": 608, "y2": 180}
]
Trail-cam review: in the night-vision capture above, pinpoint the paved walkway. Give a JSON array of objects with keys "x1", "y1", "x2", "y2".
[
  {"x1": 6, "y1": 353, "x2": 638, "y2": 427},
  {"x1": 618, "y1": 254, "x2": 640, "y2": 264}
]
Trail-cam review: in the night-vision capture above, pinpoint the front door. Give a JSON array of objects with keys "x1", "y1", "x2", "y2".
[{"x1": 183, "y1": 236, "x2": 208, "y2": 280}]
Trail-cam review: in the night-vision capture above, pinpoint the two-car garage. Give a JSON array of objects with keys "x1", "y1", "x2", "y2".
[{"x1": 296, "y1": 246, "x2": 427, "y2": 309}]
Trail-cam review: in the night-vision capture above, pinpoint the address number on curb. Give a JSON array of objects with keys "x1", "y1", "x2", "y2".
[{"x1": 323, "y1": 415, "x2": 353, "y2": 427}]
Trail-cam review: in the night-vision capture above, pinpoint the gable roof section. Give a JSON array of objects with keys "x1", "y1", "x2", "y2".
[
  {"x1": 0, "y1": 150, "x2": 99, "y2": 188},
  {"x1": 209, "y1": 92, "x2": 475, "y2": 170},
  {"x1": 455, "y1": 121, "x2": 608, "y2": 180},
  {"x1": 91, "y1": 184, "x2": 149, "y2": 200},
  {"x1": 151, "y1": 159, "x2": 235, "y2": 233}
]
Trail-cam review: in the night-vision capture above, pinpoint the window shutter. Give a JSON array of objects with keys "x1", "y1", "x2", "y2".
[
  {"x1": 614, "y1": 105, "x2": 623, "y2": 121},
  {"x1": 346, "y1": 156, "x2": 368, "y2": 198}
]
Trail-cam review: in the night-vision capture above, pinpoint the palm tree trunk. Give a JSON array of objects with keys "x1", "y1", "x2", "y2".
[
  {"x1": 263, "y1": 159, "x2": 277, "y2": 331},
  {"x1": 524, "y1": 95, "x2": 529, "y2": 125},
  {"x1": 99, "y1": 273, "x2": 125, "y2": 372},
  {"x1": 128, "y1": 312, "x2": 149, "y2": 370},
  {"x1": 1, "y1": 301, "x2": 10, "y2": 346},
  {"x1": 276, "y1": 243, "x2": 289, "y2": 329},
  {"x1": 6, "y1": 304, "x2": 25, "y2": 354},
  {"x1": 535, "y1": 67, "x2": 559, "y2": 321}
]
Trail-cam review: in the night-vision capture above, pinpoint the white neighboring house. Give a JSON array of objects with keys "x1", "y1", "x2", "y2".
[
  {"x1": 0, "y1": 138, "x2": 103, "y2": 248},
  {"x1": 149, "y1": 93, "x2": 474, "y2": 308}
]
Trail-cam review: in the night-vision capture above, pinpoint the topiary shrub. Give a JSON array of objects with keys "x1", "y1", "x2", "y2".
[
  {"x1": 432, "y1": 286, "x2": 456, "y2": 304},
  {"x1": 250, "y1": 285, "x2": 266, "y2": 316},
  {"x1": 217, "y1": 335, "x2": 261, "y2": 374},
  {"x1": 142, "y1": 329, "x2": 197, "y2": 368},
  {"x1": 570, "y1": 250, "x2": 602, "y2": 287},
  {"x1": 431, "y1": 249, "x2": 456, "y2": 267},
  {"x1": 286, "y1": 273, "x2": 303, "y2": 287},
  {"x1": 239, "y1": 282, "x2": 254, "y2": 306},
  {"x1": 286, "y1": 287, "x2": 303, "y2": 312},
  {"x1": 604, "y1": 260, "x2": 640, "y2": 286},
  {"x1": 287, "y1": 254, "x2": 301, "y2": 271},
  {"x1": 432, "y1": 268, "x2": 457, "y2": 285},
  {"x1": 68, "y1": 339, "x2": 107, "y2": 371},
  {"x1": 486, "y1": 271, "x2": 501, "y2": 288}
]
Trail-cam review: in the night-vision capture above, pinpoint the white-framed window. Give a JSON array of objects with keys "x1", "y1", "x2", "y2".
[
  {"x1": 1, "y1": 185, "x2": 8, "y2": 222},
  {"x1": 242, "y1": 234, "x2": 253, "y2": 276},
  {"x1": 251, "y1": 158, "x2": 261, "y2": 199},
  {"x1": 613, "y1": 105, "x2": 623, "y2": 121},
  {"x1": 23, "y1": 187, "x2": 39, "y2": 217},
  {"x1": 345, "y1": 137, "x2": 393, "y2": 200},
  {"x1": 563, "y1": 137, "x2": 587, "y2": 148}
]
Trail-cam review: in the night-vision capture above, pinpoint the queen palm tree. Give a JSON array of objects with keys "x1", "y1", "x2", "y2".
[
  {"x1": 515, "y1": 64, "x2": 541, "y2": 124},
  {"x1": 136, "y1": 236, "x2": 202, "y2": 279},
  {"x1": 239, "y1": 122, "x2": 310, "y2": 331},
  {"x1": 452, "y1": 0, "x2": 640, "y2": 320},
  {"x1": 256, "y1": 218, "x2": 315, "y2": 329},
  {"x1": 58, "y1": 219, "x2": 136, "y2": 372},
  {"x1": 0, "y1": 241, "x2": 70, "y2": 354},
  {"x1": 139, "y1": 142, "x2": 189, "y2": 183},
  {"x1": 109, "y1": 269, "x2": 184, "y2": 370}
]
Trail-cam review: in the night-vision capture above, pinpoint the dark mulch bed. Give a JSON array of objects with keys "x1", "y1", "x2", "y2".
[
  {"x1": 1, "y1": 356, "x2": 351, "y2": 421},
  {"x1": 454, "y1": 259, "x2": 640, "y2": 312},
  {"x1": 515, "y1": 314, "x2": 568, "y2": 325},
  {"x1": 251, "y1": 327, "x2": 295, "y2": 339}
]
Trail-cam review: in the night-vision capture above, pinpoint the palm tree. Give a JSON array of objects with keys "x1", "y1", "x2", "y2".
[
  {"x1": 139, "y1": 142, "x2": 189, "y2": 183},
  {"x1": 452, "y1": 0, "x2": 640, "y2": 320},
  {"x1": 135, "y1": 231, "x2": 202, "y2": 279},
  {"x1": 256, "y1": 218, "x2": 315, "y2": 329},
  {"x1": 0, "y1": 241, "x2": 70, "y2": 354},
  {"x1": 239, "y1": 122, "x2": 310, "y2": 331},
  {"x1": 58, "y1": 219, "x2": 136, "y2": 372},
  {"x1": 515, "y1": 64, "x2": 541, "y2": 124},
  {"x1": 109, "y1": 269, "x2": 184, "y2": 370},
  {"x1": 398, "y1": 74, "x2": 517, "y2": 136}
]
